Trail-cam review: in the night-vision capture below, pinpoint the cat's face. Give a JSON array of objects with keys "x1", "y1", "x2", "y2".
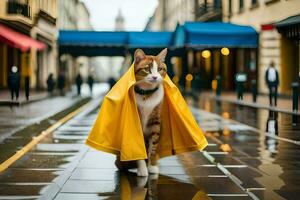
[{"x1": 134, "y1": 48, "x2": 167, "y2": 87}]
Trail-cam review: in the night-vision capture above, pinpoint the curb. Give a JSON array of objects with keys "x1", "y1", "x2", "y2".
[{"x1": 0, "y1": 94, "x2": 49, "y2": 107}]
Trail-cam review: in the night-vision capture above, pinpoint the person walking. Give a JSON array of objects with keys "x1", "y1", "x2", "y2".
[
  {"x1": 24, "y1": 76, "x2": 30, "y2": 100},
  {"x1": 8, "y1": 66, "x2": 20, "y2": 101},
  {"x1": 57, "y1": 71, "x2": 66, "y2": 96},
  {"x1": 75, "y1": 73, "x2": 83, "y2": 96},
  {"x1": 265, "y1": 60, "x2": 279, "y2": 106},
  {"x1": 22, "y1": 54, "x2": 31, "y2": 100},
  {"x1": 235, "y1": 73, "x2": 247, "y2": 100},
  {"x1": 46, "y1": 73, "x2": 55, "y2": 96},
  {"x1": 87, "y1": 74, "x2": 94, "y2": 95}
]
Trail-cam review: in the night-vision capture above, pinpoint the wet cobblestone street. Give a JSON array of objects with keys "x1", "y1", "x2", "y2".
[
  {"x1": 1, "y1": 0, "x2": 300, "y2": 198},
  {"x1": 0, "y1": 92, "x2": 299, "y2": 199}
]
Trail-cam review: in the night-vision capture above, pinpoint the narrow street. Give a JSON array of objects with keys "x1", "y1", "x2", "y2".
[
  {"x1": 0, "y1": 0, "x2": 299, "y2": 199},
  {"x1": 0, "y1": 92, "x2": 299, "y2": 199}
]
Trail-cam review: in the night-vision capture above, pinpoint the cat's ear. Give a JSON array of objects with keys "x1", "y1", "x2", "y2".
[
  {"x1": 134, "y1": 49, "x2": 146, "y2": 64},
  {"x1": 157, "y1": 48, "x2": 167, "y2": 62}
]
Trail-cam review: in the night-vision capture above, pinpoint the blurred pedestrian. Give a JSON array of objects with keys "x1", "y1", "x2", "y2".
[
  {"x1": 46, "y1": 73, "x2": 55, "y2": 96},
  {"x1": 22, "y1": 54, "x2": 31, "y2": 101},
  {"x1": 236, "y1": 81, "x2": 244, "y2": 100},
  {"x1": 8, "y1": 66, "x2": 20, "y2": 101},
  {"x1": 265, "y1": 61, "x2": 279, "y2": 106},
  {"x1": 75, "y1": 73, "x2": 83, "y2": 96},
  {"x1": 24, "y1": 76, "x2": 30, "y2": 101},
  {"x1": 235, "y1": 73, "x2": 246, "y2": 100},
  {"x1": 57, "y1": 71, "x2": 66, "y2": 96},
  {"x1": 87, "y1": 74, "x2": 94, "y2": 95}
]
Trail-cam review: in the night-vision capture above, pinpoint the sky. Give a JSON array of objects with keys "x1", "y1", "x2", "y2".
[{"x1": 81, "y1": 0, "x2": 158, "y2": 31}]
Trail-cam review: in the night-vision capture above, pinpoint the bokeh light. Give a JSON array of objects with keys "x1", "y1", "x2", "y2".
[
  {"x1": 202, "y1": 50, "x2": 211, "y2": 59},
  {"x1": 221, "y1": 47, "x2": 230, "y2": 56},
  {"x1": 186, "y1": 74, "x2": 193, "y2": 81}
]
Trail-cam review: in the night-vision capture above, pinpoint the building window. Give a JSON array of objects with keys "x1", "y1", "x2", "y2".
[
  {"x1": 250, "y1": 0, "x2": 259, "y2": 9},
  {"x1": 252, "y1": 0, "x2": 258, "y2": 6},
  {"x1": 239, "y1": 0, "x2": 244, "y2": 12},
  {"x1": 6, "y1": 0, "x2": 31, "y2": 19},
  {"x1": 213, "y1": 0, "x2": 221, "y2": 9}
]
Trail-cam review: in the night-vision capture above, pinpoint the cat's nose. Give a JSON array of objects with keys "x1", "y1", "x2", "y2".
[{"x1": 152, "y1": 76, "x2": 157, "y2": 80}]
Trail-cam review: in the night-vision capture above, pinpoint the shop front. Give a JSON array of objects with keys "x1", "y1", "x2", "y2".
[
  {"x1": 173, "y1": 22, "x2": 258, "y2": 91},
  {"x1": 0, "y1": 24, "x2": 46, "y2": 89}
]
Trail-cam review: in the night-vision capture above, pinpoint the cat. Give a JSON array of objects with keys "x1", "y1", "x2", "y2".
[
  {"x1": 115, "y1": 48, "x2": 167, "y2": 177},
  {"x1": 134, "y1": 48, "x2": 167, "y2": 177}
]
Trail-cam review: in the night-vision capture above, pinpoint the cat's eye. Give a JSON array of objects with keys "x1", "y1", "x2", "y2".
[
  {"x1": 158, "y1": 67, "x2": 163, "y2": 71},
  {"x1": 144, "y1": 66, "x2": 151, "y2": 72}
]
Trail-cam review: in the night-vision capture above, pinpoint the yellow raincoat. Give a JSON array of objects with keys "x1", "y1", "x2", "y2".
[{"x1": 85, "y1": 64, "x2": 208, "y2": 161}]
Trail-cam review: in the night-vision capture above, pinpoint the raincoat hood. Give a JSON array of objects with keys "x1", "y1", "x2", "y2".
[{"x1": 85, "y1": 64, "x2": 208, "y2": 161}]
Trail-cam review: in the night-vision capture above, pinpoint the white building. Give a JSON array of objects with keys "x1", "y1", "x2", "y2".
[
  {"x1": 58, "y1": 0, "x2": 93, "y2": 85},
  {"x1": 222, "y1": 0, "x2": 300, "y2": 94},
  {"x1": 146, "y1": 0, "x2": 196, "y2": 31}
]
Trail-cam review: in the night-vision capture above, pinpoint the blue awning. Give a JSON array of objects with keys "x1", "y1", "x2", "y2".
[
  {"x1": 173, "y1": 23, "x2": 186, "y2": 47},
  {"x1": 58, "y1": 31, "x2": 128, "y2": 46},
  {"x1": 58, "y1": 22, "x2": 257, "y2": 57},
  {"x1": 58, "y1": 31, "x2": 175, "y2": 56},
  {"x1": 182, "y1": 22, "x2": 258, "y2": 48},
  {"x1": 58, "y1": 31, "x2": 128, "y2": 56},
  {"x1": 128, "y1": 32, "x2": 173, "y2": 48}
]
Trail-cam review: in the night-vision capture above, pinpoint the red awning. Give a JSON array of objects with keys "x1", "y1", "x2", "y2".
[{"x1": 0, "y1": 24, "x2": 46, "y2": 52}]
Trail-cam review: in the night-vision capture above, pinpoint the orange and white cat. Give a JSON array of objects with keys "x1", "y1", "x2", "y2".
[{"x1": 133, "y1": 48, "x2": 167, "y2": 176}]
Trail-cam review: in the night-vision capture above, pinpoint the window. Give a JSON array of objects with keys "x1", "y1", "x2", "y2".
[
  {"x1": 252, "y1": 0, "x2": 258, "y2": 6},
  {"x1": 213, "y1": 0, "x2": 221, "y2": 9},
  {"x1": 239, "y1": 0, "x2": 244, "y2": 12},
  {"x1": 250, "y1": 0, "x2": 259, "y2": 9}
]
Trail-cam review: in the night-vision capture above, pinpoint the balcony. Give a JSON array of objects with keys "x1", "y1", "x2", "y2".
[{"x1": 6, "y1": 0, "x2": 31, "y2": 19}]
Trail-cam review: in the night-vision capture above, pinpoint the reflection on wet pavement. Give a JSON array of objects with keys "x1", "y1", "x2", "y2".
[
  {"x1": 55, "y1": 150, "x2": 213, "y2": 200},
  {"x1": 191, "y1": 94, "x2": 300, "y2": 200},
  {"x1": 1, "y1": 93, "x2": 300, "y2": 199},
  {"x1": 0, "y1": 96, "x2": 83, "y2": 142},
  {"x1": 0, "y1": 97, "x2": 212, "y2": 200}
]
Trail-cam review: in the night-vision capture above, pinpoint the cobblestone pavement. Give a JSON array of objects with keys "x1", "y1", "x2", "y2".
[
  {"x1": 0, "y1": 84, "x2": 108, "y2": 142},
  {"x1": 0, "y1": 92, "x2": 299, "y2": 199}
]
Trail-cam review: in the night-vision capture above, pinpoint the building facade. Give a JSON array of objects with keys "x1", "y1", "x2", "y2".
[
  {"x1": 0, "y1": 0, "x2": 58, "y2": 90},
  {"x1": 58, "y1": 0, "x2": 93, "y2": 87},
  {"x1": 147, "y1": 0, "x2": 257, "y2": 91},
  {"x1": 146, "y1": 0, "x2": 196, "y2": 31},
  {"x1": 222, "y1": 0, "x2": 300, "y2": 94},
  {"x1": 146, "y1": 0, "x2": 222, "y2": 31},
  {"x1": 195, "y1": 0, "x2": 222, "y2": 22},
  {"x1": 144, "y1": 3, "x2": 164, "y2": 31}
]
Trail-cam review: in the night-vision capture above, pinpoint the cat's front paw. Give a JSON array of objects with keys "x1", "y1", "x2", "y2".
[
  {"x1": 137, "y1": 166, "x2": 149, "y2": 176},
  {"x1": 148, "y1": 165, "x2": 159, "y2": 174}
]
